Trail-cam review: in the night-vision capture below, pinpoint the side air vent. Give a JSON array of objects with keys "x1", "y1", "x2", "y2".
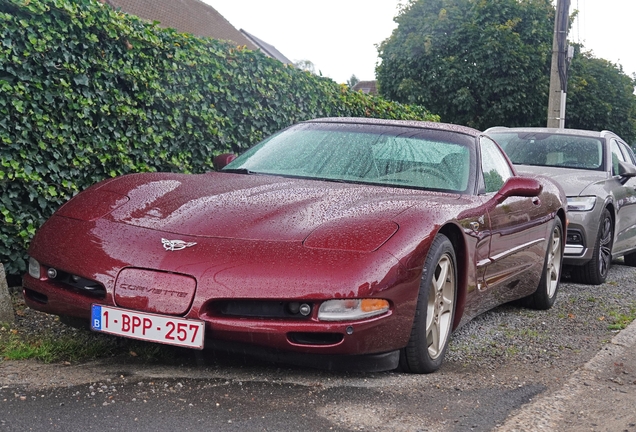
[
  {"x1": 288, "y1": 332, "x2": 344, "y2": 346},
  {"x1": 212, "y1": 300, "x2": 314, "y2": 319}
]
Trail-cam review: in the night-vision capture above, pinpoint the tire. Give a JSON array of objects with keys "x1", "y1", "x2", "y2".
[
  {"x1": 623, "y1": 251, "x2": 636, "y2": 267},
  {"x1": 574, "y1": 208, "x2": 613, "y2": 285},
  {"x1": 399, "y1": 234, "x2": 457, "y2": 374},
  {"x1": 524, "y1": 218, "x2": 563, "y2": 310}
]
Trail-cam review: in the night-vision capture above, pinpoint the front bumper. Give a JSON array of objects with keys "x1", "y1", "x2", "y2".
[
  {"x1": 23, "y1": 271, "x2": 413, "y2": 360},
  {"x1": 563, "y1": 206, "x2": 602, "y2": 265}
]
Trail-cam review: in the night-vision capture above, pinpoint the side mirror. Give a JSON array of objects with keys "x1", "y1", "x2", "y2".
[
  {"x1": 618, "y1": 161, "x2": 636, "y2": 185},
  {"x1": 213, "y1": 153, "x2": 237, "y2": 170},
  {"x1": 494, "y1": 176, "x2": 542, "y2": 203},
  {"x1": 458, "y1": 176, "x2": 543, "y2": 220}
]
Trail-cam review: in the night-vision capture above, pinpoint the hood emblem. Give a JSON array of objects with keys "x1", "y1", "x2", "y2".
[{"x1": 162, "y1": 238, "x2": 197, "y2": 251}]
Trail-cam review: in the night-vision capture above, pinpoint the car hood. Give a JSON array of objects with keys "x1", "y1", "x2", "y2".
[
  {"x1": 514, "y1": 164, "x2": 609, "y2": 196},
  {"x1": 61, "y1": 172, "x2": 460, "y2": 245}
]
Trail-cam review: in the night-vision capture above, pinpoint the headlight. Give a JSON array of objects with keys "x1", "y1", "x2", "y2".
[
  {"x1": 567, "y1": 196, "x2": 596, "y2": 212},
  {"x1": 28, "y1": 257, "x2": 41, "y2": 279},
  {"x1": 318, "y1": 299, "x2": 390, "y2": 321},
  {"x1": 56, "y1": 189, "x2": 129, "y2": 221},
  {"x1": 304, "y1": 219, "x2": 398, "y2": 252}
]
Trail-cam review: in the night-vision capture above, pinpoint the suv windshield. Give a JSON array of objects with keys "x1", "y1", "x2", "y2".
[{"x1": 490, "y1": 131, "x2": 604, "y2": 171}]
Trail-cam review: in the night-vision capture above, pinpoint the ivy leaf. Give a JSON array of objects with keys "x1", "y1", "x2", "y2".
[{"x1": 73, "y1": 74, "x2": 89, "y2": 86}]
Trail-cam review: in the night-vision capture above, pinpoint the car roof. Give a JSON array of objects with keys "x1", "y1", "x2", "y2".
[
  {"x1": 485, "y1": 126, "x2": 618, "y2": 140},
  {"x1": 305, "y1": 117, "x2": 481, "y2": 137}
]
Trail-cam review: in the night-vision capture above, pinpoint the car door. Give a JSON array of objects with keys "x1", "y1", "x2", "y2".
[
  {"x1": 610, "y1": 138, "x2": 636, "y2": 255},
  {"x1": 479, "y1": 136, "x2": 548, "y2": 304}
]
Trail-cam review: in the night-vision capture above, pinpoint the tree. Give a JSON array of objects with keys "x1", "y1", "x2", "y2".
[
  {"x1": 347, "y1": 74, "x2": 360, "y2": 88},
  {"x1": 294, "y1": 59, "x2": 316, "y2": 74},
  {"x1": 376, "y1": 0, "x2": 555, "y2": 130},
  {"x1": 566, "y1": 47, "x2": 636, "y2": 143}
]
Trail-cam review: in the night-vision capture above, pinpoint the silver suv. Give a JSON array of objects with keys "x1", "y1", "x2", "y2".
[{"x1": 487, "y1": 127, "x2": 636, "y2": 284}]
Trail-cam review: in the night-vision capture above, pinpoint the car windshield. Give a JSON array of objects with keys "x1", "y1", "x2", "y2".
[
  {"x1": 489, "y1": 131, "x2": 604, "y2": 171},
  {"x1": 223, "y1": 122, "x2": 475, "y2": 192}
]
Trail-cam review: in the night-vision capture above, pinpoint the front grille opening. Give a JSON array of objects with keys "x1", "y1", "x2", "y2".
[
  {"x1": 212, "y1": 300, "x2": 314, "y2": 319},
  {"x1": 288, "y1": 332, "x2": 344, "y2": 346},
  {"x1": 24, "y1": 288, "x2": 48, "y2": 304},
  {"x1": 50, "y1": 269, "x2": 106, "y2": 299}
]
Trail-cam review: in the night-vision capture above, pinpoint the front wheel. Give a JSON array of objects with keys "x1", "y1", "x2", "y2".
[
  {"x1": 574, "y1": 208, "x2": 613, "y2": 285},
  {"x1": 399, "y1": 234, "x2": 457, "y2": 374},
  {"x1": 524, "y1": 218, "x2": 563, "y2": 310}
]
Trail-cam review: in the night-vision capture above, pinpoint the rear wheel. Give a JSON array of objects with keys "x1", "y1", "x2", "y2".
[
  {"x1": 623, "y1": 251, "x2": 636, "y2": 267},
  {"x1": 524, "y1": 218, "x2": 563, "y2": 310},
  {"x1": 399, "y1": 234, "x2": 457, "y2": 374},
  {"x1": 575, "y1": 208, "x2": 613, "y2": 285}
]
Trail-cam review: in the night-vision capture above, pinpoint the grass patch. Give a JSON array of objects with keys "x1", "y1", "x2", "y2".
[
  {"x1": 499, "y1": 327, "x2": 542, "y2": 339},
  {"x1": 0, "y1": 325, "x2": 187, "y2": 363},
  {"x1": 505, "y1": 346, "x2": 520, "y2": 356},
  {"x1": 0, "y1": 325, "x2": 118, "y2": 363},
  {"x1": 1, "y1": 292, "x2": 192, "y2": 364},
  {"x1": 607, "y1": 308, "x2": 636, "y2": 331},
  {"x1": 0, "y1": 322, "x2": 187, "y2": 364}
]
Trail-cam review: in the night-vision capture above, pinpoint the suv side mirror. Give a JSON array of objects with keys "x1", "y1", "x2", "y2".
[{"x1": 618, "y1": 161, "x2": 636, "y2": 185}]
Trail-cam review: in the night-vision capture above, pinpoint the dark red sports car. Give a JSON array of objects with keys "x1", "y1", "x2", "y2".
[{"x1": 23, "y1": 118, "x2": 566, "y2": 373}]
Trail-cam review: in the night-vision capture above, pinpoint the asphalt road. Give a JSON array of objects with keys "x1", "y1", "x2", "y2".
[{"x1": 0, "y1": 366, "x2": 548, "y2": 432}]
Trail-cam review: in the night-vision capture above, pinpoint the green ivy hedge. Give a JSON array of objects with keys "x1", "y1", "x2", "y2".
[{"x1": 0, "y1": 0, "x2": 438, "y2": 275}]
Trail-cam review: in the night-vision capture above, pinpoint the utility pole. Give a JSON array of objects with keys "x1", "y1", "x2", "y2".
[{"x1": 546, "y1": 0, "x2": 571, "y2": 128}]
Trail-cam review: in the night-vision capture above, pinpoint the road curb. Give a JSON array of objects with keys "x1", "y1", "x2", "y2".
[{"x1": 496, "y1": 318, "x2": 636, "y2": 431}]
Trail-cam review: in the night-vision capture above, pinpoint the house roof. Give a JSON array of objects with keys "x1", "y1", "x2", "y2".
[
  {"x1": 104, "y1": 0, "x2": 258, "y2": 50},
  {"x1": 352, "y1": 80, "x2": 378, "y2": 95},
  {"x1": 240, "y1": 29, "x2": 293, "y2": 65}
]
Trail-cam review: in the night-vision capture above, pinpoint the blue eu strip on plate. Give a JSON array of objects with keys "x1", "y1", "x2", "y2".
[{"x1": 91, "y1": 304, "x2": 102, "y2": 330}]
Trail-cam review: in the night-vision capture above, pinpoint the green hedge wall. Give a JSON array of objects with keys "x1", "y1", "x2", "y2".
[{"x1": 0, "y1": 0, "x2": 438, "y2": 275}]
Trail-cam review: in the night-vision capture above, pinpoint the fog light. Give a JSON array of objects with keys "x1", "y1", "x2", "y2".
[
  {"x1": 318, "y1": 299, "x2": 390, "y2": 321},
  {"x1": 567, "y1": 231, "x2": 583, "y2": 245},
  {"x1": 288, "y1": 302, "x2": 300, "y2": 314},
  {"x1": 47, "y1": 268, "x2": 58, "y2": 279},
  {"x1": 28, "y1": 257, "x2": 41, "y2": 279},
  {"x1": 299, "y1": 303, "x2": 311, "y2": 316}
]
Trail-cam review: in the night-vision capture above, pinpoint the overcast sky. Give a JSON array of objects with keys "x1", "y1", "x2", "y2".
[{"x1": 202, "y1": 0, "x2": 635, "y2": 84}]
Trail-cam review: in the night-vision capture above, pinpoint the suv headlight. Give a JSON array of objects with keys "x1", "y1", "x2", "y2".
[{"x1": 567, "y1": 196, "x2": 596, "y2": 212}]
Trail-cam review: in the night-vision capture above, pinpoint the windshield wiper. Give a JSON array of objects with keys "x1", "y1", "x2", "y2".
[{"x1": 221, "y1": 168, "x2": 253, "y2": 174}]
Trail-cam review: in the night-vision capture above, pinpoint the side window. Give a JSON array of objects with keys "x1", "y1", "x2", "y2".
[
  {"x1": 480, "y1": 136, "x2": 512, "y2": 193},
  {"x1": 618, "y1": 141, "x2": 636, "y2": 165},
  {"x1": 610, "y1": 139, "x2": 627, "y2": 176}
]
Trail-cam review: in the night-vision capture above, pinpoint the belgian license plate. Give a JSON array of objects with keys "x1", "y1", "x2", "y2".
[{"x1": 91, "y1": 305, "x2": 205, "y2": 349}]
